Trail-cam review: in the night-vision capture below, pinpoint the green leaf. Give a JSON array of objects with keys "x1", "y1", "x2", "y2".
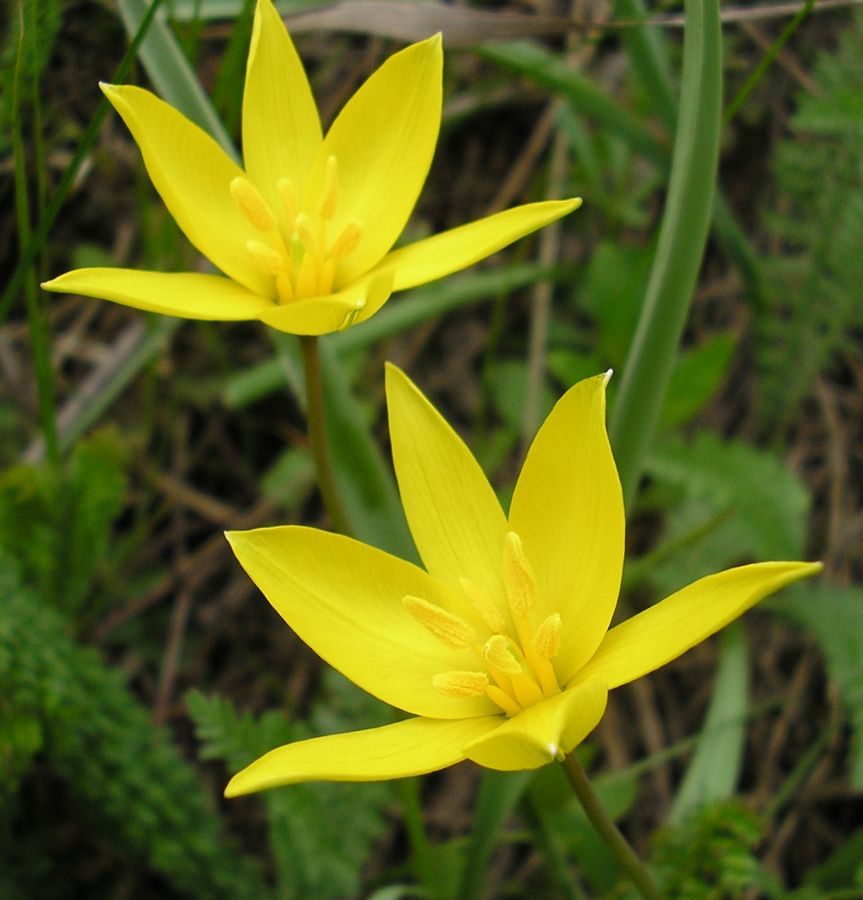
[
  {"x1": 646, "y1": 432, "x2": 809, "y2": 594},
  {"x1": 661, "y1": 332, "x2": 736, "y2": 430},
  {"x1": 668, "y1": 625, "x2": 749, "y2": 825},
  {"x1": 608, "y1": 0, "x2": 724, "y2": 506}
]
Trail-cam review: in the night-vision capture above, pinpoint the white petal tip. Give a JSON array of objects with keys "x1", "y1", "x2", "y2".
[{"x1": 603, "y1": 369, "x2": 614, "y2": 385}]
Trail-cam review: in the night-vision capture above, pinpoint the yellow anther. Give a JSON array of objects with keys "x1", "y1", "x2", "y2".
[
  {"x1": 230, "y1": 177, "x2": 276, "y2": 233},
  {"x1": 245, "y1": 240, "x2": 285, "y2": 276},
  {"x1": 481, "y1": 634, "x2": 522, "y2": 676},
  {"x1": 328, "y1": 222, "x2": 362, "y2": 259},
  {"x1": 317, "y1": 155, "x2": 340, "y2": 220},
  {"x1": 432, "y1": 670, "x2": 489, "y2": 698},
  {"x1": 402, "y1": 596, "x2": 476, "y2": 650},
  {"x1": 459, "y1": 577, "x2": 506, "y2": 633},
  {"x1": 502, "y1": 531, "x2": 537, "y2": 616},
  {"x1": 534, "y1": 613, "x2": 562, "y2": 660},
  {"x1": 277, "y1": 178, "x2": 297, "y2": 226}
]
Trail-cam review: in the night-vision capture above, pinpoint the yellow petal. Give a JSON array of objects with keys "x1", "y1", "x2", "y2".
[
  {"x1": 225, "y1": 716, "x2": 500, "y2": 796},
  {"x1": 41, "y1": 268, "x2": 273, "y2": 320},
  {"x1": 100, "y1": 84, "x2": 271, "y2": 297},
  {"x1": 242, "y1": 0, "x2": 322, "y2": 213},
  {"x1": 463, "y1": 677, "x2": 607, "y2": 771},
  {"x1": 310, "y1": 35, "x2": 442, "y2": 284},
  {"x1": 226, "y1": 526, "x2": 499, "y2": 719},
  {"x1": 574, "y1": 561, "x2": 823, "y2": 690},
  {"x1": 508, "y1": 373, "x2": 624, "y2": 683},
  {"x1": 258, "y1": 271, "x2": 393, "y2": 334},
  {"x1": 385, "y1": 364, "x2": 507, "y2": 601},
  {"x1": 372, "y1": 199, "x2": 582, "y2": 292}
]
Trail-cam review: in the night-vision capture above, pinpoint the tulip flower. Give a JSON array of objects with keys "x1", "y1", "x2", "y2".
[
  {"x1": 224, "y1": 366, "x2": 820, "y2": 795},
  {"x1": 42, "y1": 0, "x2": 579, "y2": 334}
]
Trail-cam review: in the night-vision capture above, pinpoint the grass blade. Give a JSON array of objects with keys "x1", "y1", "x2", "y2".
[{"x1": 608, "y1": 0, "x2": 724, "y2": 506}]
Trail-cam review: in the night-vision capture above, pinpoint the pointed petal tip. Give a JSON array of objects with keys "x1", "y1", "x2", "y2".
[
  {"x1": 223, "y1": 776, "x2": 244, "y2": 799},
  {"x1": 603, "y1": 368, "x2": 613, "y2": 385}
]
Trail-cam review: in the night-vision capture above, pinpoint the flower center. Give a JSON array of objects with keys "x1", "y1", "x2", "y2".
[
  {"x1": 230, "y1": 155, "x2": 363, "y2": 303},
  {"x1": 403, "y1": 531, "x2": 563, "y2": 717}
]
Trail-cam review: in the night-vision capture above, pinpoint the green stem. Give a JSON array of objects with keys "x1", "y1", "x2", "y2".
[
  {"x1": 13, "y1": 0, "x2": 58, "y2": 464},
  {"x1": 561, "y1": 754, "x2": 661, "y2": 900},
  {"x1": 608, "y1": 0, "x2": 723, "y2": 507},
  {"x1": 299, "y1": 336, "x2": 353, "y2": 536}
]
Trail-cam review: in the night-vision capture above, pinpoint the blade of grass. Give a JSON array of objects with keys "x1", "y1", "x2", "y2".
[
  {"x1": 13, "y1": 0, "x2": 58, "y2": 463},
  {"x1": 117, "y1": 0, "x2": 237, "y2": 155},
  {"x1": 211, "y1": 0, "x2": 256, "y2": 134},
  {"x1": 613, "y1": 0, "x2": 676, "y2": 126},
  {"x1": 608, "y1": 0, "x2": 723, "y2": 506},
  {"x1": 668, "y1": 624, "x2": 749, "y2": 824},
  {"x1": 457, "y1": 771, "x2": 535, "y2": 900},
  {"x1": 479, "y1": 41, "x2": 669, "y2": 168},
  {"x1": 1, "y1": 0, "x2": 168, "y2": 327},
  {"x1": 723, "y1": 0, "x2": 816, "y2": 123}
]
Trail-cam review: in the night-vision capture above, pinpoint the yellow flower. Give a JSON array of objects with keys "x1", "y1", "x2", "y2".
[
  {"x1": 224, "y1": 366, "x2": 821, "y2": 795},
  {"x1": 42, "y1": 0, "x2": 579, "y2": 335}
]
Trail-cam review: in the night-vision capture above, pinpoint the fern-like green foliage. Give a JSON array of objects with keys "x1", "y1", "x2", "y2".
[
  {"x1": 0, "y1": 563, "x2": 266, "y2": 898},
  {"x1": 188, "y1": 669, "x2": 394, "y2": 899},
  {"x1": 0, "y1": 429, "x2": 127, "y2": 620},
  {"x1": 650, "y1": 801, "x2": 773, "y2": 899},
  {"x1": 0, "y1": 433, "x2": 265, "y2": 896},
  {"x1": 757, "y1": 11, "x2": 863, "y2": 436},
  {"x1": 1, "y1": 0, "x2": 63, "y2": 153}
]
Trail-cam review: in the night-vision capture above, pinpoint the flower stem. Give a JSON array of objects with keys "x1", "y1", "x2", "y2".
[
  {"x1": 299, "y1": 335, "x2": 353, "y2": 536},
  {"x1": 561, "y1": 754, "x2": 661, "y2": 900}
]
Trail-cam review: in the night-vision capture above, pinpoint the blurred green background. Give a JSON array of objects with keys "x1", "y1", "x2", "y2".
[{"x1": 2, "y1": 0, "x2": 862, "y2": 896}]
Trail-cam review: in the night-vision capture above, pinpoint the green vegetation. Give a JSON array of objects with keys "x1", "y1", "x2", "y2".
[{"x1": 2, "y1": 0, "x2": 861, "y2": 895}]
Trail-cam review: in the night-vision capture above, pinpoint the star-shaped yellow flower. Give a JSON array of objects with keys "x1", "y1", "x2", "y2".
[
  {"x1": 42, "y1": 0, "x2": 579, "y2": 334},
  {"x1": 224, "y1": 366, "x2": 820, "y2": 795}
]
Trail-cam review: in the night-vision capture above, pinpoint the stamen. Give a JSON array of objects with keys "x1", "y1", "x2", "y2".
[
  {"x1": 275, "y1": 271, "x2": 295, "y2": 303},
  {"x1": 317, "y1": 155, "x2": 339, "y2": 220},
  {"x1": 230, "y1": 177, "x2": 276, "y2": 233},
  {"x1": 294, "y1": 213, "x2": 318, "y2": 256},
  {"x1": 245, "y1": 240, "x2": 285, "y2": 276},
  {"x1": 534, "y1": 613, "x2": 562, "y2": 659},
  {"x1": 318, "y1": 257, "x2": 336, "y2": 296},
  {"x1": 402, "y1": 596, "x2": 476, "y2": 650},
  {"x1": 460, "y1": 577, "x2": 506, "y2": 633},
  {"x1": 432, "y1": 670, "x2": 488, "y2": 697},
  {"x1": 510, "y1": 670, "x2": 544, "y2": 709},
  {"x1": 328, "y1": 222, "x2": 362, "y2": 259},
  {"x1": 502, "y1": 531, "x2": 537, "y2": 616},
  {"x1": 295, "y1": 252, "x2": 318, "y2": 297},
  {"x1": 277, "y1": 179, "x2": 297, "y2": 226},
  {"x1": 486, "y1": 684, "x2": 522, "y2": 717},
  {"x1": 481, "y1": 635, "x2": 522, "y2": 675}
]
